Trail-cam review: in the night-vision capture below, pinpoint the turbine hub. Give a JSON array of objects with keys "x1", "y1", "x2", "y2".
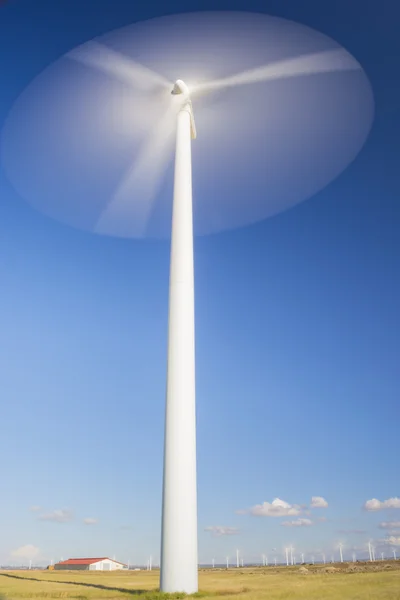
[{"x1": 171, "y1": 79, "x2": 190, "y2": 96}]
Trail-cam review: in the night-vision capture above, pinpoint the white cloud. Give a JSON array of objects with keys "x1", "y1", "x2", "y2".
[
  {"x1": 10, "y1": 545, "x2": 40, "y2": 560},
  {"x1": 317, "y1": 516, "x2": 328, "y2": 522},
  {"x1": 204, "y1": 526, "x2": 239, "y2": 536},
  {"x1": 38, "y1": 509, "x2": 73, "y2": 523},
  {"x1": 250, "y1": 498, "x2": 301, "y2": 518},
  {"x1": 310, "y1": 496, "x2": 328, "y2": 508},
  {"x1": 379, "y1": 521, "x2": 400, "y2": 529},
  {"x1": 364, "y1": 498, "x2": 400, "y2": 511},
  {"x1": 29, "y1": 506, "x2": 41, "y2": 512},
  {"x1": 83, "y1": 517, "x2": 98, "y2": 525},
  {"x1": 281, "y1": 518, "x2": 313, "y2": 527},
  {"x1": 384, "y1": 536, "x2": 400, "y2": 546}
]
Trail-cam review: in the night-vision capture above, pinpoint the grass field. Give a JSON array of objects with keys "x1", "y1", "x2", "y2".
[{"x1": 1, "y1": 562, "x2": 399, "y2": 600}]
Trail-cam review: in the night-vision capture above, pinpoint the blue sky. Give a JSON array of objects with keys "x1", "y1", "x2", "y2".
[{"x1": 0, "y1": 0, "x2": 399, "y2": 567}]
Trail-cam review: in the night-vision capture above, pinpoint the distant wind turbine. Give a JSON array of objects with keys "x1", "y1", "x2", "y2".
[
  {"x1": 339, "y1": 543, "x2": 344, "y2": 563},
  {"x1": 368, "y1": 542, "x2": 373, "y2": 562}
]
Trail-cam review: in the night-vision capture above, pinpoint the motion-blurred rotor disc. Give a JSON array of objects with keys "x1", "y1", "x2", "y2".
[{"x1": 1, "y1": 11, "x2": 374, "y2": 238}]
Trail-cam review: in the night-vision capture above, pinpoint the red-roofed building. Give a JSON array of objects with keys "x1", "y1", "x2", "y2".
[{"x1": 54, "y1": 557, "x2": 127, "y2": 571}]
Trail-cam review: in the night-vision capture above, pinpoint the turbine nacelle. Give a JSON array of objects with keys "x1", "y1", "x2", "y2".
[{"x1": 171, "y1": 79, "x2": 190, "y2": 96}]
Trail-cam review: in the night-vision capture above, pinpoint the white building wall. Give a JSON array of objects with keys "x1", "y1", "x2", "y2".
[{"x1": 91, "y1": 559, "x2": 125, "y2": 571}]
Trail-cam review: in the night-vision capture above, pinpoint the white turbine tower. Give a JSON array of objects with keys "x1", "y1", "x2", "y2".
[
  {"x1": 160, "y1": 78, "x2": 198, "y2": 594},
  {"x1": 0, "y1": 10, "x2": 374, "y2": 595}
]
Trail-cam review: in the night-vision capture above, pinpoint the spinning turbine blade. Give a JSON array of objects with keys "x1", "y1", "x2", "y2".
[
  {"x1": 2, "y1": 11, "x2": 373, "y2": 240},
  {"x1": 193, "y1": 48, "x2": 361, "y2": 95},
  {"x1": 67, "y1": 40, "x2": 171, "y2": 91},
  {"x1": 95, "y1": 99, "x2": 178, "y2": 237}
]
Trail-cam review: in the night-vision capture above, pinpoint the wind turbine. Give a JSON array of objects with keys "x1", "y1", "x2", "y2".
[
  {"x1": 339, "y1": 543, "x2": 344, "y2": 563},
  {"x1": 285, "y1": 548, "x2": 289, "y2": 567},
  {"x1": 1, "y1": 10, "x2": 374, "y2": 595},
  {"x1": 368, "y1": 541, "x2": 373, "y2": 562},
  {"x1": 393, "y1": 550, "x2": 397, "y2": 560}
]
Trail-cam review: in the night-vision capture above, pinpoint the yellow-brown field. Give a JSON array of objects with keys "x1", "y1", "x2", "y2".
[{"x1": 1, "y1": 563, "x2": 399, "y2": 600}]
